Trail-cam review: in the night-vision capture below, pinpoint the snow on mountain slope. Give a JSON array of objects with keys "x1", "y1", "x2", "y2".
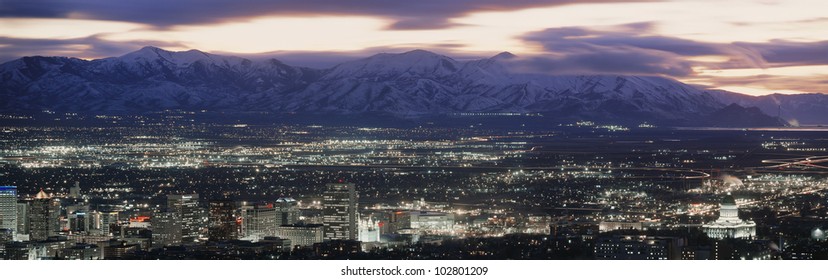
[
  {"x1": 0, "y1": 46, "x2": 807, "y2": 126},
  {"x1": 0, "y1": 47, "x2": 320, "y2": 112}
]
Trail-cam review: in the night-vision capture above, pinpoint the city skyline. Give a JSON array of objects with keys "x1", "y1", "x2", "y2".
[{"x1": 1, "y1": 120, "x2": 827, "y2": 260}]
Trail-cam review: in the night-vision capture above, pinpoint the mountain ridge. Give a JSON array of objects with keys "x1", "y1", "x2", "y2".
[{"x1": 1, "y1": 46, "x2": 823, "y2": 126}]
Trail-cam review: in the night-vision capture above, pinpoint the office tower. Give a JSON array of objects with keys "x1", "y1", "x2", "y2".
[
  {"x1": 68, "y1": 212, "x2": 90, "y2": 233},
  {"x1": 240, "y1": 203, "x2": 277, "y2": 241},
  {"x1": 16, "y1": 201, "x2": 28, "y2": 236},
  {"x1": 167, "y1": 194, "x2": 203, "y2": 242},
  {"x1": 152, "y1": 211, "x2": 182, "y2": 248},
  {"x1": 323, "y1": 183, "x2": 358, "y2": 240},
  {"x1": 66, "y1": 204, "x2": 91, "y2": 233},
  {"x1": 88, "y1": 211, "x2": 119, "y2": 236},
  {"x1": 275, "y1": 197, "x2": 300, "y2": 225},
  {"x1": 208, "y1": 198, "x2": 237, "y2": 241},
  {"x1": 28, "y1": 190, "x2": 60, "y2": 241},
  {"x1": 0, "y1": 186, "x2": 17, "y2": 235}
]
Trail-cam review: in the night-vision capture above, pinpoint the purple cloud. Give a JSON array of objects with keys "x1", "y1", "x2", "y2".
[
  {"x1": 517, "y1": 25, "x2": 718, "y2": 76},
  {"x1": 0, "y1": 0, "x2": 655, "y2": 30},
  {"x1": 735, "y1": 40, "x2": 828, "y2": 67},
  {"x1": 520, "y1": 24, "x2": 828, "y2": 76},
  {"x1": 516, "y1": 48, "x2": 696, "y2": 76}
]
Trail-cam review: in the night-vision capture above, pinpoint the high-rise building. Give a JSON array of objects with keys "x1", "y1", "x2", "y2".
[
  {"x1": 0, "y1": 186, "x2": 17, "y2": 236},
  {"x1": 208, "y1": 198, "x2": 237, "y2": 241},
  {"x1": 68, "y1": 211, "x2": 90, "y2": 233},
  {"x1": 240, "y1": 203, "x2": 278, "y2": 241},
  {"x1": 66, "y1": 204, "x2": 91, "y2": 233},
  {"x1": 89, "y1": 211, "x2": 119, "y2": 236},
  {"x1": 167, "y1": 194, "x2": 203, "y2": 242},
  {"x1": 152, "y1": 211, "x2": 182, "y2": 248},
  {"x1": 323, "y1": 183, "x2": 358, "y2": 240},
  {"x1": 27, "y1": 190, "x2": 60, "y2": 241},
  {"x1": 275, "y1": 197, "x2": 300, "y2": 225},
  {"x1": 16, "y1": 201, "x2": 28, "y2": 237}
]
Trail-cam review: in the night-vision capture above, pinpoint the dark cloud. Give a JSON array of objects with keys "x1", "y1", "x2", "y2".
[
  {"x1": 518, "y1": 25, "x2": 723, "y2": 76},
  {"x1": 735, "y1": 40, "x2": 828, "y2": 67},
  {"x1": 516, "y1": 49, "x2": 696, "y2": 76},
  {"x1": 0, "y1": 0, "x2": 654, "y2": 30},
  {"x1": 520, "y1": 24, "x2": 828, "y2": 76}
]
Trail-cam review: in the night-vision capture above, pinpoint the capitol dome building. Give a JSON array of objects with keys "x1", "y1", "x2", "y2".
[{"x1": 702, "y1": 194, "x2": 756, "y2": 239}]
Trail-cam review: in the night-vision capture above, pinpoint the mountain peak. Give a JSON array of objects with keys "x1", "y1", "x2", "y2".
[
  {"x1": 129, "y1": 46, "x2": 171, "y2": 57},
  {"x1": 368, "y1": 49, "x2": 451, "y2": 62},
  {"x1": 400, "y1": 49, "x2": 440, "y2": 56},
  {"x1": 139, "y1": 45, "x2": 167, "y2": 52},
  {"x1": 119, "y1": 46, "x2": 215, "y2": 65},
  {"x1": 491, "y1": 51, "x2": 516, "y2": 60},
  {"x1": 327, "y1": 49, "x2": 459, "y2": 78}
]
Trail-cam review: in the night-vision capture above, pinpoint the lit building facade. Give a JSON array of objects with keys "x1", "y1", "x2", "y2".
[
  {"x1": 90, "y1": 211, "x2": 119, "y2": 236},
  {"x1": 167, "y1": 194, "x2": 203, "y2": 242},
  {"x1": 277, "y1": 224, "x2": 324, "y2": 247},
  {"x1": 28, "y1": 190, "x2": 60, "y2": 241},
  {"x1": 151, "y1": 211, "x2": 182, "y2": 248},
  {"x1": 598, "y1": 221, "x2": 643, "y2": 232},
  {"x1": 358, "y1": 216, "x2": 381, "y2": 242},
  {"x1": 62, "y1": 243, "x2": 100, "y2": 260},
  {"x1": 323, "y1": 183, "x2": 358, "y2": 240},
  {"x1": 0, "y1": 186, "x2": 17, "y2": 236},
  {"x1": 703, "y1": 194, "x2": 756, "y2": 239},
  {"x1": 68, "y1": 211, "x2": 90, "y2": 233},
  {"x1": 594, "y1": 235, "x2": 684, "y2": 260},
  {"x1": 208, "y1": 198, "x2": 237, "y2": 241},
  {"x1": 16, "y1": 202, "x2": 28, "y2": 237},
  {"x1": 275, "y1": 197, "x2": 300, "y2": 225},
  {"x1": 240, "y1": 203, "x2": 278, "y2": 241},
  {"x1": 410, "y1": 211, "x2": 455, "y2": 235}
]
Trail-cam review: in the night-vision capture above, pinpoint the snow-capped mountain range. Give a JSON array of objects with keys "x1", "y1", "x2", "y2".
[{"x1": 1, "y1": 46, "x2": 825, "y2": 125}]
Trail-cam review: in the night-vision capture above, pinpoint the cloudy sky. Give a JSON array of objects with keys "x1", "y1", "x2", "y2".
[{"x1": 1, "y1": 0, "x2": 826, "y2": 95}]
